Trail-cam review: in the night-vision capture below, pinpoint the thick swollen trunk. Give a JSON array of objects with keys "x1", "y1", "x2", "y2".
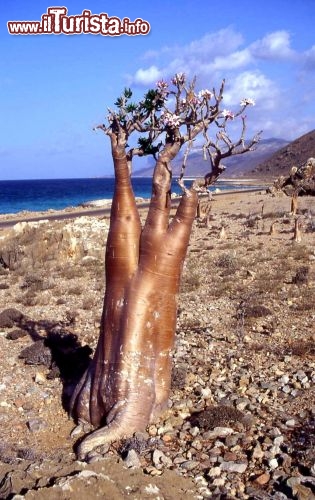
[{"x1": 70, "y1": 143, "x2": 198, "y2": 459}]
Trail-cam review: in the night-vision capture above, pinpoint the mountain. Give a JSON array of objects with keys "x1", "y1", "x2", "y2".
[
  {"x1": 251, "y1": 129, "x2": 315, "y2": 179},
  {"x1": 133, "y1": 138, "x2": 289, "y2": 179},
  {"x1": 133, "y1": 130, "x2": 315, "y2": 180}
]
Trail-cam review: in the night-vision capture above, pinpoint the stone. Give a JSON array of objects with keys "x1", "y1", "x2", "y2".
[
  {"x1": 34, "y1": 372, "x2": 46, "y2": 385},
  {"x1": 205, "y1": 427, "x2": 235, "y2": 439},
  {"x1": 287, "y1": 476, "x2": 314, "y2": 500},
  {"x1": 27, "y1": 418, "x2": 48, "y2": 432},
  {"x1": 254, "y1": 472, "x2": 270, "y2": 485},
  {"x1": 285, "y1": 419, "x2": 296, "y2": 427},
  {"x1": 269, "y1": 458, "x2": 278, "y2": 470},
  {"x1": 207, "y1": 466, "x2": 221, "y2": 478},
  {"x1": 152, "y1": 449, "x2": 172, "y2": 469},
  {"x1": 124, "y1": 449, "x2": 141, "y2": 468},
  {"x1": 251, "y1": 444, "x2": 264, "y2": 460},
  {"x1": 220, "y1": 461, "x2": 248, "y2": 473}
]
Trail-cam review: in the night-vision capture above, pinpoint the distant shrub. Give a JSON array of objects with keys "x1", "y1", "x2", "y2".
[{"x1": 292, "y1": 266, "x2": 309, "y2": 285}]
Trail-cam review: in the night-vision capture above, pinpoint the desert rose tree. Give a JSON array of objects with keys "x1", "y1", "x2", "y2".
[{"x1": 70, "y1": 74, "x2": 261, "y2": 459}]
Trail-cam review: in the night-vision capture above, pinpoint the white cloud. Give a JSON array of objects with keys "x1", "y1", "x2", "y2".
[
  {"x1": 142, "y1": 27, "x2": 244, "y2": 63},
  {"x1": 128, "y1": 27, "x2": 315, "y2": 139},
  {"x1": 133, "y1": 65, "x2": 162, "y2": 85},
  {"x1": 223, "y1": 70, "x2": 279, "y2": 109},
  {"x1": 211, "y1": 49, "x2": 252, "y2": 71},
  {"x1": 250, "y1": 30, "x2": 296, "y2": 60},
  {"x1": 304, "y1": 45, "x2": 315, "y2": 69}
]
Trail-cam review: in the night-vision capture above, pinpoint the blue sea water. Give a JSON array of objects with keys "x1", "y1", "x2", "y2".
[{"x1": 0, "y1": 177, "x2": 255, "y2": 215}]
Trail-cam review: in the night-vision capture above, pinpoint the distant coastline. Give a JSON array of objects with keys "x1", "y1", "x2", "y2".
[{"x1": 0, "y1": 177, "x2": 267, "y2": 217}]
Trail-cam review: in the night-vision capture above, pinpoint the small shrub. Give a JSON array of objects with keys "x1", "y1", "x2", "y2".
[
  {"x1": 68, "y1": 286, "x2": 83, "y2": 296},
  {"x1": 82, "y1": 296, "x2": 96, "y2": 310},
  {"x1": 56, "y1": 297, "x2": 67, "y2": 305},
  {"x1": 244, "y1": 304, "x2": 273, "y2": 318},
  {"x1": 181, "y1": 270, "x2": 202, "y2": 292},
  {"x1": 16, "y1": 291, "x2": 38, "y2": 307},
  {"x1": 292, "y1": 266, "x2": 309, "y2": 285}
]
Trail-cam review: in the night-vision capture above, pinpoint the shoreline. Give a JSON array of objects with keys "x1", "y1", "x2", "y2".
[{"x1": 0, "y1": 187, "x2": 268, "y2": 229}]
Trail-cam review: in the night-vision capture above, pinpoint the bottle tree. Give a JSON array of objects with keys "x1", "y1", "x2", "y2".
[{"x1": 70, "y1": 74, "x2": 261, "y2": 459}]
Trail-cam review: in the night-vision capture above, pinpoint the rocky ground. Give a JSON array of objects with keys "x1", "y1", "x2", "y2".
[{"x1": 0, "y1": 189, "x2": 314, "y2": 499}]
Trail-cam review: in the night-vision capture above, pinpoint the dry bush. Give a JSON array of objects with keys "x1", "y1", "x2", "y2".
[
  {"x1": 215, "y1": 252, "x2": 237, "y2": 275},
  {"x1": 292, "y1": 266, "x2": 309, "y2": 285},
  {"x1": 16, "y1": 290, "x2": 38, "y2": 307},
  {"x1": 62, "y1": 266, "x2": 86, "y2": 280},
  {"x1": 67, "y1": 285, "x2": 84, "y2": 296},
  {"x1": 56, "y1": 297, "x2": 67, "y2": 305},
  {"x1": 81, "y1": 296, "x2": 97, "y2": 310},
  {"x1": 244, "y1": 304, "x2": 273, "y2": 318},
  {"x1": 180, "y1": 269, "x2": 202, "y2": 293}
]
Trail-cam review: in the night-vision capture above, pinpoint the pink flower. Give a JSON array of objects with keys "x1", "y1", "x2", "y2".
[
  {"x1": 171, "y1": 72, "x2": 186, "y2": 85},
  {"x1": 222, "y1": 109, "x2": 235, "y2": 120},
  {"x1": 161, "y1": 111, "x2": 181, "y2": 128},
  {"x1": 198, "y1": 89, "x2": 213, "y2": 100},
  {"x1": 240, "y1": 97, "x2": 255, "y2": 106}
]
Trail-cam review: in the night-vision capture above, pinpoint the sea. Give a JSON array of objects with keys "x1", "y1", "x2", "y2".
[{"x1": 0, "y1": 177, "x2": 259, "y2": 215}]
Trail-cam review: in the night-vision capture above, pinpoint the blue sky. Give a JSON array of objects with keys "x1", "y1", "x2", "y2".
[{"x1": 1, "y1": 0, "x2": 315, "y2": 180}]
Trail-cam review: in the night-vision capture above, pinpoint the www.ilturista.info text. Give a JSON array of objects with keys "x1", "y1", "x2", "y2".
[{"x1": 7, "y1": 7, "x2": 151, "y2": 36}]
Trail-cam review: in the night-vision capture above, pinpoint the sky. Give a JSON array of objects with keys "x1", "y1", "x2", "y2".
[{"x1": 1, "y1": 0, "x2": 315, "y2": 180}]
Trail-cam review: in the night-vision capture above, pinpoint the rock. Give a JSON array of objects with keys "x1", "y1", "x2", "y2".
[
  {"x1": 27, "y1": 418, "x2": 48, "y2": 432},
  {"x1": 124, "y1": 449, "x2": 141, "y2": 468},
  {"x1": 152, "y1": 449, "x2": 172, "y2": 469},
  {"x1": 34, "y1": 372, "x2": 46, "y2": 384},
  {"x1": 205, "y1": 427, "x2": 235, "y2": 439},
  {"x1": 180, "y1": 460, "x2": 199, "y2": 471},
  {"x1": 252, "y1": 443, "x2": 264, "y2": 460},
  {"x1": 144, "y1": 484, "x2": 160, "y2": 495},
  {"x1": 268, "y1": 458, "x2": 279, "y2": 470},
  {"x1": 287, "y1": 476, "x2": 314, "y2": 500},
  {"x1": 207, "y1": 466, "x2": 221, "y2": 478},
  {"x1": 272, "y1": 157, "x2": 315, "y2": 196},
  {"x1": 220, "y1": 461, "x2": 248, "y2": 473},
  {"x1": 254, "y1": 472, "x2": 270, "y2": 485},
  {"x1": 285, "y1": 419, "x2": 296, "y2": 427}
]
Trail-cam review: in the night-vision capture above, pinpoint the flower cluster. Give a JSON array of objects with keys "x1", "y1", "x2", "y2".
[
  {"x1": 221, "y1": 109, "x2": 235, "y2": 120},
  {"x1": 156, "y1": 80, "x2": 169, "y2": 98},
  {"x1": 160, "y1": 110, "x2": 181, "y2": 128},
  {"x1": 198, "y1": 89, "x2": 213, "y2": 100},
  {"x1": 187, "y1": 92, "x2": 199, "y2": 105},
  {"x1": 240, "y1": 97, "x2": 255, "y2": 106},
  {"x1": 171, "y1": 72, "x2": 186, "y2": 86}
]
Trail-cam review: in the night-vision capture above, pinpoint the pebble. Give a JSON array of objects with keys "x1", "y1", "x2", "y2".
[
  {"x1": 152, "y1": 449, "x2": 172, "y2": 469},
  {"x1": 254, "y1": 472, "x2": 270, "y2": 485},
  {"x1": 268, "y1": 458, "x2": 279, "y2": 470},
  {"x1": 34, "y1": 372, "x2": 46, "y2": 385},
  {"x1": 27, "y1": 418, "x2": 48, "y2": 432},
  {"x1": 285, "y1": 419, "x2": 296, "y2": 427},
  {"x1": 180, "y1": 460, "x2": 200, "y2": 471},
  {"x1": 205, "y1": 427, "x2": 235, "y2": 439},
  {"x1": 220, "y1": 461, "x2": 248, "y2": 474},
  {"x1": 207, "y1": 466, "x2": 221, "y2": 478},
  {"x1": 124, "y1": 449, "x2": 141, "y2": 468},
  {"x1": 252, "y1": 443, "x2": 264, "y2": 459}
]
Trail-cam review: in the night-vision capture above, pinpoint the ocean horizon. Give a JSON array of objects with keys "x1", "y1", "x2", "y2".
[{"x1": 0, "y1": 177, "x2": 261, "y2": 215}]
